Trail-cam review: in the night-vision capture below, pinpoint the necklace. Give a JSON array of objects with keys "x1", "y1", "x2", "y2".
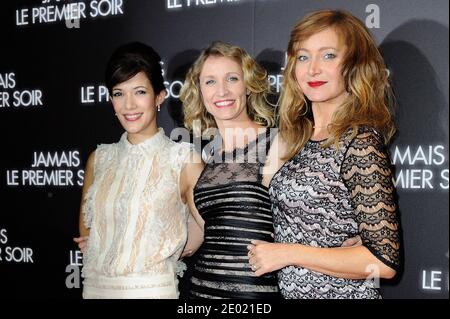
[{"x1": 313, "y1": 125, "x2": 329, "y2": 129}]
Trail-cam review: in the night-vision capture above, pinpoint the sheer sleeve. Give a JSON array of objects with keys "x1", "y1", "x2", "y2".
[
  {"x1": 341, "y1": 129, "x2": 400, "y2": 271},
  {"x1": 82, "y1": 145, "x2": 106, "y2": 229}
]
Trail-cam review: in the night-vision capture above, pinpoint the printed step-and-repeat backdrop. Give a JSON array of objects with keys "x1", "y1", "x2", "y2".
[{"x1": 0, "y1": 0, "x2": 448, "y2": 299}]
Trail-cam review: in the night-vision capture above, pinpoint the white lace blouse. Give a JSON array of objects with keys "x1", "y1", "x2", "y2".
[{"x1": 81, "y1": 129, "x2": 192, "y2": 299}]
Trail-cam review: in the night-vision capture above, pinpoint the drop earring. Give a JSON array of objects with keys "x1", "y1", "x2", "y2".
[{"x1": 157, "y1": 105, "x2": 161, "y2": 112}]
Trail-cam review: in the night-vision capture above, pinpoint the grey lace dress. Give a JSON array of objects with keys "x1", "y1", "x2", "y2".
[{"x1": 269, "y1": 127, "x2": 400, "y2": 299}]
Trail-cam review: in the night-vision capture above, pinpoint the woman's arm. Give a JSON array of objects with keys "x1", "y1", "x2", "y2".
[
  {"x1": 180, "y1": 152, "x2": 205, "y2": 257},
  {"x1": 73, "y1": 151, "x2": 95, "y2": 251},
  {"x1": 261, "y1": 132, "x2": 288, "y2": 188},
  {"x1": 250, "y1": 130, "x2": 400, "y2": 280},
  {"x1": 249, "y1": 241, "x2": 395, "y2": 279}
]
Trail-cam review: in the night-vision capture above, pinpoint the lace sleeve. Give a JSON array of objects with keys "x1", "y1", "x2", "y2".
[
  {"x1": 341, "y1": 129, "x2": 400, "y2": 271},
  {"x1": 82, "y1": 186, "x2": 95, "y2": 229},
  {"x1": 171, "y1": 142, "x2": 195, "y2": 173},
  {"x1": 82, "y1": 144, "x2": 108, "y2": 229},
  {"x1": 81, "y1": 148, "x2": 99, "y2": 230}
]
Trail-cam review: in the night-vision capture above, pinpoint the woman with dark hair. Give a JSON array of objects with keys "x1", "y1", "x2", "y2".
[
  {"x1": 73, "y1": 42, "x2": 203, "y2": 299},
  {"x1": 248, "y1": 10, "x2": 401, "y2": 299}
]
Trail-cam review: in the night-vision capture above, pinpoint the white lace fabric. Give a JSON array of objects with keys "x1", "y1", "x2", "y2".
[{"x1": 81, "y1": 129, "x2": 192, "y2": 299}]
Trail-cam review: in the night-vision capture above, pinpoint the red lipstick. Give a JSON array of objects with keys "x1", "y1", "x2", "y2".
[{"x1": 307, "y1": 81, "x2": 327, "y2": 88}]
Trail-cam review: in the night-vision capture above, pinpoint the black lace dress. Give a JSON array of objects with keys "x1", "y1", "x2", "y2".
[
  {"x1": 269, "y1": 127, "x2": 400, "y2": 299},
  {"x1": 189, "y1": 129, "x2": 281, "y2": 299}
]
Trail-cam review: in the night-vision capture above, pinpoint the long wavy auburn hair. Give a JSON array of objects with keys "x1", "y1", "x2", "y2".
[{"x1": 279, "y1": 9, "x2": 396, "y2": 158}]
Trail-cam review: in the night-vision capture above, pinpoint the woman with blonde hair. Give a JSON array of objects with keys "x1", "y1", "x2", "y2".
[
  {"x1": 182, "y1": 41, "x2": 274, "y2": 136},
  {"x1": 248, "y1": 10, "x2": 401, "y2": 299},
  {"x1": 180, "y1": 41, "x2": 281, "y2": 298}
]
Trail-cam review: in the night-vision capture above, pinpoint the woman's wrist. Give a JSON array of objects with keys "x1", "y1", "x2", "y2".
[{"x1": 281, "y1": 243, "x2": 301, "y2": 268}]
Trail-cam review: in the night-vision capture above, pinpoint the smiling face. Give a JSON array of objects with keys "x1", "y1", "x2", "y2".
[
  {"x1": 199, "y1": 55, "x2": 250, "y2": 127},
  {"x1": 294, "y1": 27, "x2": 347, "y2": 108},
  {"x1": 111, "y1": 71, "x2": 165, "y2": 143}
]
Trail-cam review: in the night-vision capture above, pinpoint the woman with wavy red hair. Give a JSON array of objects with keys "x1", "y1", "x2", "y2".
[{"x1": 248, "y1": 10, "x2": 401, "y2": 299}]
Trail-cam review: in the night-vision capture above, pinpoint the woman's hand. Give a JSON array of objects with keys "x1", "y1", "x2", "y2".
[
  {"x1": 247, "y1": 240, "x2": 290, "y2": 276},
  {"x1": 341, "y1": 235, "x2": 362, "y2": 247},
  {"x1": 73, "y1": 236, "x2": 89, "y2": 253}
]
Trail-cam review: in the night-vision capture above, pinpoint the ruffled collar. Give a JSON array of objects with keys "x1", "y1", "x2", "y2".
[{"x1": 118, "y1": 128, "x2": 167, "y2": 157}]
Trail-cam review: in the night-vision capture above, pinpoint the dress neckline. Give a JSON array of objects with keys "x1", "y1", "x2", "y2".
[
  {"x1": 308, "y1": 138, "x2": 327, "y2": 144},
  {"x1": 119, "y1": 128, "x2": 167, "y2": 155},
  {"x1": 215, "y1": 128, "x2": 268, "y2": 157}
]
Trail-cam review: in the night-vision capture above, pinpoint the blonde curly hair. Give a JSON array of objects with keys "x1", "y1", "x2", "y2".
[{"x1": 180, "y1": 41, "x2": 275, "y2": 136}]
